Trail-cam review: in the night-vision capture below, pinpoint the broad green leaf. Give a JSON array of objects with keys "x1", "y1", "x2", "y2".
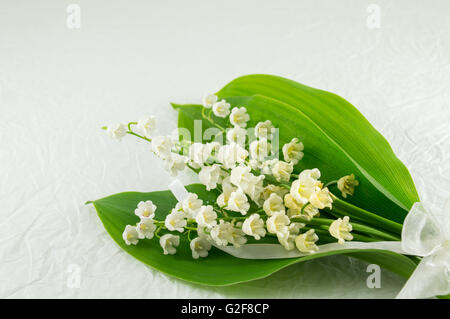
[
  {"x1": 215, "y1": 74, "x2": 419, "y2": 222},
  {"x1": 92, "y1": 184, "x2": 417, "y2": 286}
]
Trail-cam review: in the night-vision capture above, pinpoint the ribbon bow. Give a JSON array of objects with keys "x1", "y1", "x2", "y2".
[{"x1": 396, "y1": 202, "x2": 450, "y2": 299}]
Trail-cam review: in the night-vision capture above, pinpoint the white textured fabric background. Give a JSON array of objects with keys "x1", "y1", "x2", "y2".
[{"x1": 1, "y1": 0, "x2": 449, "y2": 298}]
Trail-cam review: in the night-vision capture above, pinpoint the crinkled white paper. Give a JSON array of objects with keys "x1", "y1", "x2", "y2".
[{"x1": 1, "y1": 0, "x2": 450, "y2": 298}]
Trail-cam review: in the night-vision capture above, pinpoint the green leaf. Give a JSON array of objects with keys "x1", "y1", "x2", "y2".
[
  {"x1": 92, "y1": 184, "x2": 417, "y2": 286},
  {"x1": 215, "y1": 74, "x2": 419, "y2": 222}
]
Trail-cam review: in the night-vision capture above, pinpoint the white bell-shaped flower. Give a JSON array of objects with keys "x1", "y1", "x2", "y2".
[
  {"x1": 182, "y1": 193, "x2": 203, "y2": 217},
  {"x1": 134, "y1": 200, "x2": 157, "y2": 219},
  {"x1": 242, "y1": 214, "x2": 266, "y2": 240},
  {"x1": 248, "y1": 159, "x2": 263, "y2": 170},
  {"x1": 284, "y1": 194, "x2": 319, "y2": 220},
  {"x1": 230, "y1": 165, "x2": 253, "y2": 190},
  {"x1": 172, "y1": 202, "x2": 184, "y2": 213},
  {"x1": 226, "y1": 126, "x2": 247, "y2": 146},
  {"x1": 230, "y1": 227, "x2": 247, "y2": 247},
  {"x1": 151, "y1": 135, "x2": 173, "y2": 159},
  {"x1": 217, "y1": 144, "x2": 249, "y2": 169},
  {"x1": 122, "y1": 225, "x2": 140, "y2": 245},
  {"x1": 282, "y1": 138, "x2": 304, "y2": 165},
  {"x1": 276, "y1": 223, "x2": 305, "y2": 250},
  {"x1": 202, "y1": 93, "x2": 217, "y2": 108},
  {"x1": 190, "y1": 237, "x2": 212, "y2": 259},
  {"x1": 271, "y1": 160, "x2": 293, "y2": 182},
  {"x1": 136, "y1": 218, "x2": 157, "y2": 239},
  {"x1": 229, "y1": 107, "x2": 250, "y2": 127},
  {"x1": 226, "y1": 188, "x2": 250, "y2": 215},
  {"x1": 266, "y1": 211, "x2": 290, "y2": 234},
  {"x1": 290, "y1": 169, "x2": 322, "y2": 204},
  {"x1": 212, "y1": 100, "x2": 231, "y2": 118},
  {"x1": 254, "y1": 120, "x2": 275, "y2": 140},
  {"x1": 160, "y1": 234, "x2": 180, "y2": 255},
  {"x1": 309, "y1": 187, "x2": 333, "y2": 209},
  {"x1": 244, "y1": 174, "x2": 265, "y2": 204},
  {"x1": 195, "y1": 205, "x2": 218, "y2": 228},
  {"x1": 165, "y1": 153, "x2": 187, "y2": 176},
  {"x1": 164, "y1": 210, "x2": 187, "y2": 232},
  {"x1": 217, "y1": 178, "x2": 237, "y2": 208},
  {"x1": 263, "y1": 193, "x2": 285, "y2": 216},
  {"x1": 210, "y1": 220, "x2": 234, "y2": 246},
  {"x1": 277, "y1": 229, "x2": 295, "y2": 250},
  {"x1": 198, "y1": 164, "x2": 221, "y2": 190},
  {"x1": 137, "y1": 116, "x2": 157, "y2": 139},
  {"x1": 249, "y1": 138, "x2": 271, "y2": 161},
  {"x1": 230, "y1": 166, "x2": 264, "y2": 202},
  {"x1": 337, "y1": 174, "x2": 359, "y2": 198},
  {"x1": 107, "y1": 123, "x2": 128, "y2": 141},
  {"x1": 188, "y1": 143, "x2": 208, "y2": 167},
  {"x1": 329, "y1": 216, "x2": 353, "y2": 244},
  {"x1": 301, "y1": 168, "x2": 321, "y2": 180},
  {"x1": 295, "y1": 229, "x2": 319, "y2": 253},
  {"x1": 261, "y1": 158, "x2": 278, "y2": 175}
]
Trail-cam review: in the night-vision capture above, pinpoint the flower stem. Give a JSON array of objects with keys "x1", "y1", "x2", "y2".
[
  {"x1": 331, "y1": 195, "x2": 403, "y2": 235},
  {"x1": 292, "y1": 217, "x2": 399, "y2": 241},
  {"x1": 154, "y1": 226, "x2": 163, "y2": 238},
  {"x1": 126, "y1": 131, "x2": 152, "y2": 142},
  {"x1": 127, "y1": 121, "x2": 137, "y2": 131},
  {"x1": 324, "y1": 180, "x2": 338, "y2": 188},
  {"x1": 201, "y1": 107, "x2": 226, "y2": 131},
  {"x1": 124, "y1": 122, "x2": 152, "y2": 143}
]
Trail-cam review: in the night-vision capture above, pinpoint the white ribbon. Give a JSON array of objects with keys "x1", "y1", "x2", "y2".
[
  {"x1": 216, "y1": 241, "x2": 406, "y2": 258},
  {"x1": 168, "y1": 179, "x2": 189, "y2": 202},
  {"x1": 167, "y1": 183, "x2": 449, "y2": 298}
]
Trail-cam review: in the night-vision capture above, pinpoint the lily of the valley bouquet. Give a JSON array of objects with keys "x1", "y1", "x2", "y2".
[{"x1": 89, "y1": 75, "x2": 449, "y2": 299}]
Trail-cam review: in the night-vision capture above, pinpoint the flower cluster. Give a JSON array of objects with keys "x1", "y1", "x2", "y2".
[
  {"x1": 108, "y1": 93, "x2": 361, "y2": 259},
  {"x1": 122, "y1": 200, "x2": 157, "y2": 245}
]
